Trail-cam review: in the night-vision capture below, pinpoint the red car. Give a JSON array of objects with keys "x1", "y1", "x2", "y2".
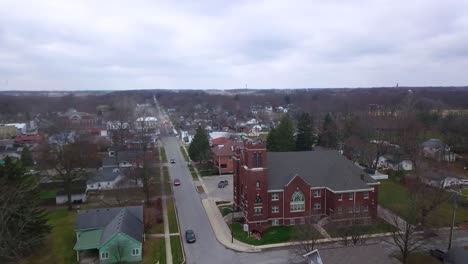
[{"x1": 173, "y1": 179, "x2": 181, "y2": 186}]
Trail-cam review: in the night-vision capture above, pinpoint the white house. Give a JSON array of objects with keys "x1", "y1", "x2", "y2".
[
  {"x1": 106, "y1": 121, "x2": 130, "y2": 130},
  {"x1": 86, "y1": 168, "x2": 125, "y2": 191}
]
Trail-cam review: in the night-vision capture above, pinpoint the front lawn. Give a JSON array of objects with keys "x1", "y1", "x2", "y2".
[
  {"x1": 19, "y1": 209, "x2": 76, "y2": 264},
  {"x1": 379, "y1": 179, "x2": 468, "y2": 226},
  {"x1": 324, "y1": 218, "x2": 398, "y2": 238},
  {"x1": 163, "y1": 166, "x2": 172, "y2": 195},
  {"x1": 142, "y1": 238, "x2": 166, "y2": 264},
  {"x1": 188, "y1": 164, "x2": 199, "y2": 180},
  {"x1": 167, "y1": 199, "x2": 179, "y2": 234},
  {"x1": 170, "y1": 236, "x2": 184, "y2": 264},
  {"x1": 232, "y1": 224, "x2": 300, "y2": 245}
]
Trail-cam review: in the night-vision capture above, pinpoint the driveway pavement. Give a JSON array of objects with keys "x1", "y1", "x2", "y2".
[{"x1": 203, "y1": 175, "x2": 233, "y2": 202}]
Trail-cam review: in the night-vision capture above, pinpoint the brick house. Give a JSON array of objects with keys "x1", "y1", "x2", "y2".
[
  {"x1": 59, "y1": 109, "x2": 97, "y2": 130},
  {"x1": 212, "y1": 140, "x2": 244, "y2": 174},
  {"x1": 233, "y1": 141, "x2": 379, "y2": 231}
]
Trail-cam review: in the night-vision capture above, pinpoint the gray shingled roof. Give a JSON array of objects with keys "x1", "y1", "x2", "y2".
[
  {"x1": 76, "y1": 206, "x2": 143, "y2": 230},
  {"x1": 100, "y1": 208, "x2": 144, "y2": 244},
  {"x1": 87, "y1": 168, "x2": 123, "y2": 184},
  {"x1": 267, "y1": 150, "x2": 376, "y2": 191}
]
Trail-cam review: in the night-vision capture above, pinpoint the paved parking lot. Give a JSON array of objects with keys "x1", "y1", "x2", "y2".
[{"x1": 203, "y1": 174, "x2": 233, "y2": 202}]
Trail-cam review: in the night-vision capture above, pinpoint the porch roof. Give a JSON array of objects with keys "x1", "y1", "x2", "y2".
[{"x1": 74, "y1": 229, "x2": 103, "y2": 250}]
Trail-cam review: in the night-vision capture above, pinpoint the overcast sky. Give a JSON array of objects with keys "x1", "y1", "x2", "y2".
[{"x1": 1, "y1": 0, "x2": 468, "y2": 90}]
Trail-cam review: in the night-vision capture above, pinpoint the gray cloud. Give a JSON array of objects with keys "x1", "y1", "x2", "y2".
[{"x1": 0, "y1": 0, "x2": 468, "y2": 90}]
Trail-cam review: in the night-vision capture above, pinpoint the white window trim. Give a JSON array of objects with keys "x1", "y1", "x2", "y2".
[
  {"x1": 363, "y1": 191, "x2": 369, "y2": 199},
  {"x1": 314, "y1": 203, "x2": 321, "y2": 209},
  {"x1": 314, "y1": 190, "x2": 321, "y2": 198},
  {"x1": 338, "y1": 194, "x2": 343, "y2": 201},
  {"x1": 271, "y1": 193, "x2": 279, "y2": 201},
  {"x1": 272, "y1": 206, "x2": 279, "y2": 213},
  {"x1": 132, "y1": 248, "x2": 140, "y2": 256},
  {"x1": 101, "y1": 252, "x2": 109, "y2": 259},
  {"x1": 349, "y1": 193, "x2": 354, "y2": 200}
]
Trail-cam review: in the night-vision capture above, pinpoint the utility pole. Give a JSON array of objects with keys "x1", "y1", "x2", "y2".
[{"x1": 448, "y1": 190, "x2": 459, "y2": 250}]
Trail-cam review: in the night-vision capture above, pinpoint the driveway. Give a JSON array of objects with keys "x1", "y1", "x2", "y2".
[{"x1": 203, "y1": 175, "x2": 233, "y2": 202}]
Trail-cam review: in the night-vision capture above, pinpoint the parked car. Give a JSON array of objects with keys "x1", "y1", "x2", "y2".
[
  {"x1": 174, "y1": 179, "x2": 181, "y2": 186},
  {"x1": 185, "y1": 229, "x2": 196, "y2": 243},
  {"x1": 170, "y1": 159, "x2": 176, "y2": 164},
  {"x1": 429, "y1": 249, "x2": 445, "y2": 261},
  {"x1": 218, "y1": 180, "x2": 228, "y2": 188}
]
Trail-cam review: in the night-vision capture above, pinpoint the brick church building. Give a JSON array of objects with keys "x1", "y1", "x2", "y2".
[{"x1": 233, "y1": 141, "x2": 380, "y2": 230}]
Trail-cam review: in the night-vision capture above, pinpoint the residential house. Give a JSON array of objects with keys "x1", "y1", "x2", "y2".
[
  {"x1": 422, "y1": 139, "x2": 458, "y2": 162},
  {"x1": 74, "y1": 206, "x2": 144, "y2": 263},
  {"x1": 87, "y1": 168, "x2": 125, "y2": 191},
  {"x1": 212, "y1": 140, "x2": 244, "y2": 174},
  {"x1": 103, "y1": 150, "x2": 152, "y2": 168},
  {"x1": 233, "y1": 141, "x2": 379, "y2": 231}
]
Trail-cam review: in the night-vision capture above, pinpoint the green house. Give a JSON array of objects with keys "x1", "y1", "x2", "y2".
[{"x1": 74, "y1": 206, "x2": 144, "y2": 263}]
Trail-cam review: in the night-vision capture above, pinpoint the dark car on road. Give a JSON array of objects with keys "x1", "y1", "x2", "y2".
[
  {"x1": 185, "y1": 229, "x2": 196, "y2": 243},
  {"x1": 218, "y1": 180, "x2": 228, "y2": 188},
  {"x1": 173, "y1": 179, "x2": 181, "y2": 186},
  {"x1": 429, "y1": 249, "x2": 445, "y2": 261},
  {"x1": 170, "y1": 159, "x2": 176, "y2": 164}
]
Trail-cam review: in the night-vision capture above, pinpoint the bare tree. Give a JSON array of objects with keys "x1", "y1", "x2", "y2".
[
  {"x1": 135, "y1": 105, "x2": 156, "y2": 205},
  {"x1": 289, "y1": 217, "x2": 321, "y2": 264},
  {"x1": 109, "y1": 97, "x2": 135, "y2": 147},
  {"x1": 39, "y1": 140, "x2": 99, "y2": 210},
  {"x1": 389, "y1": 213, "x2": 425, "y2": 264},
  {"x1": 409, "y1": 178, "x2": 450, "y2": 227}
]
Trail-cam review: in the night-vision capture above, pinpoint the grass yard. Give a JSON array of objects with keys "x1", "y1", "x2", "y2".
[
  {"x1": 218, "y1": 205, "x2": 234, "y2": 216},
  {"x1": 188, "y1": 164, "x2": 199, "y2": 180},
  {"x1": 232, "y1": 224, "x2": 300, "y2": 245},
  {"x1": 149, "y1": 222, "x2": 164, "y2": 234},
  {"x1": 39, "y1": 190, "x2": 56, "y2": 200},
  {"x1": 163, "y1": 166, "x2": 172, "y2": 195},
  {"x1": 167, "y1": 199, "x2": 179, "y2": 234},
  {"x1": 160, "y1": 147, "x2": 167, "y2": 163},
  {"x1": 180, "y1": 146, "x2": 189, "y2": 162},
  {"x1": 19, "y1": 209, "x2": 76, "y2": 264},
  {"x1": 142, "y1": 238, "x2": 166, "y2": 264},
  {"x1": 170, "y1": 236, "x2": 184, "y2": 264},
  {"x1": 325, "y1": 218, "x2": 398, "y2": 238},
  {"x1": 379, "y1": 179, "x2": 468, "y2": 227}
]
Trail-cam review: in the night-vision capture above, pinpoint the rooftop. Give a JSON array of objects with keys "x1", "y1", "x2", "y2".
[{"x1": 267, "y1": 150, "x2": 377, "y2": 191}]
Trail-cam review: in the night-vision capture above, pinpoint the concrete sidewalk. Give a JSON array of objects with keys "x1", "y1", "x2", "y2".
[
  {"x1": 202, "y1": 198, "x2": 261, "y2": 252},
  {"x1": 378, "y1": 205, "x2": 406, "y2": 230}
]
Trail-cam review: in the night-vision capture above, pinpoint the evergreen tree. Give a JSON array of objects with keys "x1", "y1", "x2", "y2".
[
  {"x1": 21, "y1": 145, "x2": 34, "y2": 167},
  {"x1": 295, "y1": 112, "x2": 314, "y2": 151},
  {"x1": 0, "y1": 157, "x2": 51, "y2": 261},
  {"x1": 266, "y1": 127, "x2": 277, "y2": 151},
  {"x1": 267, "y1": 115, "x2": 295, "y2": 152},
  {"x1": 318, "y1": 113, "x2": 338, "y2": 149},
  {"x1": 188, "y1": 126, "x2": 212, "y2": 162}
]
